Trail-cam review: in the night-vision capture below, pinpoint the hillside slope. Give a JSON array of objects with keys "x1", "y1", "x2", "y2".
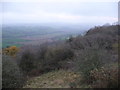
[
  {"x1": 23, "y1": 70, "x2": 80, "y2": 88},
  {"x1": 2, "y1": 25, "x2": 119, "y2": 88}
]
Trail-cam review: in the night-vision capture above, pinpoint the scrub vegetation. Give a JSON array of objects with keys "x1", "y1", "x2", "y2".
[{"x1": 2, "y1": 25, "x2": 119, "y2": 88}]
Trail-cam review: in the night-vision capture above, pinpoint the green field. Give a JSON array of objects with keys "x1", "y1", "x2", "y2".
[{"x1": 2, "y1": 38, "x2": 31, "y2": 48}]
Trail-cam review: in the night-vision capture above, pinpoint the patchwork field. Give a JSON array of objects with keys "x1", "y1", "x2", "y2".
[{"x1": 2, "y1": 25, "x2": 84, "y2": 48}]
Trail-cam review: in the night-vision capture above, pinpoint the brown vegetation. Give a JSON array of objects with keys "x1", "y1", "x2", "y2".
[{"x1": 2, "y1": 25, "x2": 119, "y2": 88}]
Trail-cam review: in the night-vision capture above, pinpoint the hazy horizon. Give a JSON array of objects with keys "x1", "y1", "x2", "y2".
[{"x1": 1, "y1": 0, "x2": 118, "y2": 26}]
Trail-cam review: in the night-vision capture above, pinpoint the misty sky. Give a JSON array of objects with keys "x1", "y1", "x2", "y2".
[{"x1": 1, "y1": 0, "x2": 119, "y2": 25}]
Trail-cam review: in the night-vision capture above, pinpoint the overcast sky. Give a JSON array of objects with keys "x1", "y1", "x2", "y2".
[{"x1": 1, "y1": 0, "x2": 119, "y2": 25}]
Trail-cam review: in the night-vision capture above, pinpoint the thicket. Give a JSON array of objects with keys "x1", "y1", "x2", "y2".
[
  {"x1": 2, "y1": 55, "x2": 25, "y2": 88},
  {"x1": 90, "y1": 64, "x2": 119, "y2": 88},
  {"x1": 67, "y1": 25, "x2": 119, "y2": 88},
  {"x1": 17, "y1": 43, "x2": 74, "y2": 76},
  {"x1": 2, "y1": 25, "x2": 119, "y2": 88}
]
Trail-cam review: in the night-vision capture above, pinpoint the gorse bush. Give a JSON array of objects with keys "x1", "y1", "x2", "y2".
[
  {"x1": 75, "y1": 49, "x2": 113, "y2": 84},
  {"x1": 75, "y1": 49, "x2": 102, "y2": 83},
  {"x1": 2, "y1": 55, "x2": 25, "y2": 88},
  {"x1": 3, "y1": 46, "x2": 19, "y2": 57},
  {"x1": 90, "y1": 63, "x2": 119, "y2": 88}
]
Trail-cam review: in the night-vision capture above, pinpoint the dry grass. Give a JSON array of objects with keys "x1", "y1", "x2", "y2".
[{"x1": 23, "y1": 70, "x2": 80, "y2": 88}]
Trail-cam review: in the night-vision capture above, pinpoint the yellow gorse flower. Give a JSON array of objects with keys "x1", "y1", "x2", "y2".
[{"x1": 3, "y1": 46, "x2": 19, "y2": 57}]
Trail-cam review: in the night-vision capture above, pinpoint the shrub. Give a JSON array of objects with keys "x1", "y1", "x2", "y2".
[
  {"x1": 3, "y1": 46, "x2": 19, "y2": 57},
  {"x1": 70, "y1": 36, "x2": 86, "y2": 50},
  {"x1": 17, "y1": 44, "x2": 74, "y2": 76},
  {"x1": 85, "y1": 25, "x2": 118, "y2": 37},
  {"x1": 90, "y1": 63, "x2": 119, "y2": 88},
  {"x1": 70, "y1": 33, "x2": 115, "y2": 50},
  {"x1": 76, "y1": 50, "x2": 102, "y2": 83},
  {"x1": 70, "y1": 25, "x2": 118, "y2": 50},
  {"x1": 2, "y1": 55, "x2": 25, "y2": 88},
  {"x1": 66, "y1": 35, "x2": 74, "y2": 43},
  {"x1": 19, "y1": 50, "x2": 36, "y2": 75},
  {"x1": 37, "y1": 44, "x2": 48, "y2": 60},
  {"x1": 37, "y1": 45, "x2": 74, "y2": 72},
  {"x1": 75, "y1": 49, "x2": 113, "y2": 84}
]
